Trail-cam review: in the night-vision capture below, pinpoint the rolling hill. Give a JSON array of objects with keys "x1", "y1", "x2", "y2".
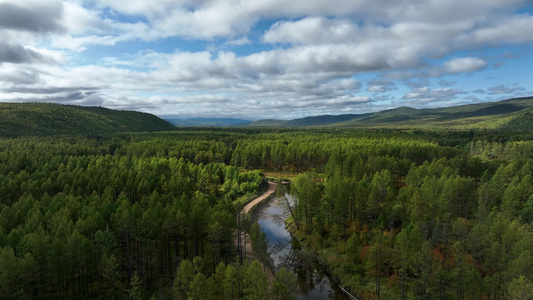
[
  {"x1": 0, "y1": 103, "x2": 176, "y2": 137},
  {"x1": 247, "y1": 97, "x2": 533, "y2": 129}
]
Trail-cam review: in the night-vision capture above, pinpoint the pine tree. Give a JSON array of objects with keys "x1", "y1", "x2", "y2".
[
  {"x1": 272, "y1": 267, "x2": 298, "y2": 300},
  {"x1": 127, "y1": 271, "x2": 143, "y2": 300},
  {"x1": 243, "y1": 261, "x2": 269, "y2": 300}
]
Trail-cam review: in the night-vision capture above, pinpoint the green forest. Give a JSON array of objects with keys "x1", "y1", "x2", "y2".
[
  {"x1": 0, "y1": 103, "x2": 176, "y2": 137},
  {"x1": 1, "y1": 127, "x2": 533, "y2": 299}
]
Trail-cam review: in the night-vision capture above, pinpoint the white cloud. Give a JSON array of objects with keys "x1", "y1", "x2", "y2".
[
  {"x1": 264, "y1": 17, "x2": 359, "y2": 45},
  {"x1": 62, "y1": 1, "x2": 113, "y2": 35},
  {"x1": 261, "y1": 18, "x2": 481, "y2": 74},
  {"x1": 487, "y1": 84, "x2": 526, "y2": 95},
  {"x1": 459, "y1": 14, "x2": 533, "y2": 46},
  {"x1": 226, "y1": 37, "x2": 251, "y2": 46},
  {"x1": 367, "y1": 85, "x2": 385, "y2": 93},
  {"x1": 0, "y1": 48, "x2": 372, "y2": 118},
  {"x1": 367, "y1": 78, "x2": 395, "y2": 93},
  {"x1": 1, "y1": 0, "x2": 532, "y2": 119},
  {"x1": 402, "y1": 87, "x2": 465, "y2": 105},
  {"x1": 444, "y1": 57, "x2": 488, "y2": 73},
  {"x1": 74, "y1": 0, "x2": 522, "y2": 43},
  {"x1": 0, "y1": 0, "x2": 65, "y2": 34},
  {"x1": 0, "y1": 66, "x2": 41, "y2": 84}
]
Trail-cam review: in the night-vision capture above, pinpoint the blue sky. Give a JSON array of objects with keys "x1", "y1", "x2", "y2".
[{"x1": 0, "y1": 0, "x2": 532, "y2": 120}]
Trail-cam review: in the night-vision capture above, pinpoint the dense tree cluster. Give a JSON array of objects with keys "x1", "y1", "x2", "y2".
[
  {"x1": 0, "y1": 137, "x2": 265, "y2": 299},
  {"x1": 172, "y1": 258, "x2": 296, "y2": 300},
  {"x1": 290, "y1": 136, "x2": 533, "y2": 299},
  {"x1": 1, "y1": 128, "x2": 531, "y2": 299},
  {"x1": 0, "y1": 103, "x2": 176, "y2": 138}
]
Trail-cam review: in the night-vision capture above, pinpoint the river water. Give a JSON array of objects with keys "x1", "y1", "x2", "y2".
[{"x1": 253, "y1": 193, "x2": 349, "y2": 300}]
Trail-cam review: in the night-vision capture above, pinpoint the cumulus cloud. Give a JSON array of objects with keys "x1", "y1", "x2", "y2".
[
  {"x1": 264, "y1": 17, "x2": 359, "y2": 45},
  {"x1": 0, "y1": 0, "x2": 532, "y2": 118},
  {"x1": 0, "y1": 1, "x2": 66, "y2": 64},
  {"x1": 0, "y1": 42, "x2": 46, "y2": 64},
  {"x1": 262, "y1": 18, "x2": 472, "y2": 73},
  {"x1": 367, "y1": 78, "x2": 395, "y2": 93},
  {"x1": 57, "y1": 0, "x2": 528, "y2": 49},
  {"x1": 402, "y1": 87, "x2": 466, "y2": 105},
  {"x1": 0, "y1": 76, "x2": 104, "y2": 105},
  {"x1": 0, "y1": 67, "x2": 41, "y2": 84},
  {"x1": 458, "y1": 14, "x2": 533, "y2": 46},
  {"x1": 91, "y1": 0, "x2": 529, "y2": 39},
  {"x1": 226, "y1": 37, "x2": 251, "y2": 46},
  {"x1": 444, "y1": 57, "x2": 488, "y2": 73},
  {"x1": 439, "y1": 80, "x2": 457, "y2": 87},
  {"x1": 1, "y1": 86, "x2": 98, "y2": 95},
  {"x1": 0, "y1": 1, "x2": 65, "y2": 34},
  {"x1": 487, "y1": 85, "x2": 526, "y2": 95}
]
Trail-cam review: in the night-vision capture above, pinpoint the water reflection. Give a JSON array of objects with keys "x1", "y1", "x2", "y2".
[{"x1": 254, "y1": 195, "x2": 349, "y2": 300}]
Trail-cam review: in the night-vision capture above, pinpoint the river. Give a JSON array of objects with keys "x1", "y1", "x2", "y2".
[{"x1": 253, "y1": 193, "x2": 350, "y2": 300}]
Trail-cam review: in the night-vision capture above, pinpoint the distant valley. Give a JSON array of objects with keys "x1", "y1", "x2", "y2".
[
  {"x1": 2, "y1": 97, "x2": 532, "y2": 137},
  {"x1": 165, "y1": 117, "x2": 251, "y2": 127}
]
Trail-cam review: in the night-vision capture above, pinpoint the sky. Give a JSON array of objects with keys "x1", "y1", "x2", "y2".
[{"x1": 0, "y1": 0, "x2": 532, "y2": 120}]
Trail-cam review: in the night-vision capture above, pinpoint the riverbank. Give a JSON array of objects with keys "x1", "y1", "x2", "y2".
[
  {"x1": 234, "y1": 181, "x2": 278, "y2": 281},
  {"x1": 288, "y1": 227, "x2": 359, "y2": 300},
  {"x1": 235, "y1": 181, "x2": 277, "y2": 259},
  {"x1": 242, "y1": 181, "x2": 277, "y2": 214},
  {"x1": 254, "y1": 193, "x2": 355, "y2": 299}
]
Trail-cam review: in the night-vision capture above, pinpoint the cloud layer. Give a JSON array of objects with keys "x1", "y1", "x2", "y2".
[{"x1": 0, "y1": 0, "x2": 531, "y2": 119}]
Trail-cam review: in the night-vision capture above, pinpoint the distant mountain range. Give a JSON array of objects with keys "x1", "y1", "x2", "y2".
[
  {"x1": 0, "y1": 103, "x2": 176, "y2": 137},
  {"x1": 2, "y1": 97, "x2": 531, "y2": 137},
  {"x1": 247, "y1": 97, "x2": 533, "y2": 130},
  {"x1": 165, "y1": 117, "x2": 251, "y2": 127}
]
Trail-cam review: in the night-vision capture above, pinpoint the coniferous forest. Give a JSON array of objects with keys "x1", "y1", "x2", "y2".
[{"x1": 1, "y1": 128, "x2": 533, "y2": 299}]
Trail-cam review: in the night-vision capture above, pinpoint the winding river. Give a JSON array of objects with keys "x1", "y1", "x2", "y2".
[{"x1": 253, "y1": 193, "x2": 350, "y2": 300}]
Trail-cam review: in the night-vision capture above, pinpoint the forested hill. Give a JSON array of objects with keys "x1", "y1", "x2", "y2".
[
  {"x1": 0, "y1": 103, "x2": 176, "y2": 137},
  {"x1": 248, "y1": 97, "x2": 533, "y2": 129}
]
